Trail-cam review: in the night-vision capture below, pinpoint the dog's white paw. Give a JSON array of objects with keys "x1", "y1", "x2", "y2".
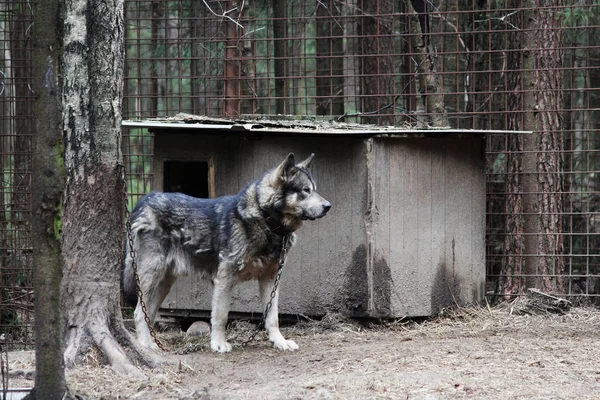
[
  {"x1": 272, "y1": 338, "x2": 299, "y2": 351},
  {"x1": 211, "y1": 339, "x2": 233, "y2": 353}
]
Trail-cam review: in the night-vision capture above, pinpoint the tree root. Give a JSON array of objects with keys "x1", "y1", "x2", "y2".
[
  {"x1": 92, "y1": 331, "x2": 147, "y2": 379},
  {"x1": 63, "y1": 315, "x2": 169, "y2": 379}
]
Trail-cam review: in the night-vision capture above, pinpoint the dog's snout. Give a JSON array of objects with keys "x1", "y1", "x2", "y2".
[{"x1": 322, "y1": 201, "x2": 332, "y2": 213}]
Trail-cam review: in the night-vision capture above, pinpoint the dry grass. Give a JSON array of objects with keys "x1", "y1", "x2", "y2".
[{"x1": 4, "y1": 304, "x2": 600, "y2": 399}]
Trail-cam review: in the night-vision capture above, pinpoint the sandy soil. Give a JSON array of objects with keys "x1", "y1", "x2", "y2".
[{"x1": 6, "y1": 306, "x2": 600, "y2": 399}]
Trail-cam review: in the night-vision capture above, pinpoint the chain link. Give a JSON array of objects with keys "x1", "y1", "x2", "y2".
[
  {"x1": 240, "y1": 234, "x2": 290, "y2": 347},
  {"x1": 119, "y1": 164, "x2": 167, "y2": 352}
]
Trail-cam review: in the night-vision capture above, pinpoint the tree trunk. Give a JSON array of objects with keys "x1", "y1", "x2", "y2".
[
  {"x1": 151, "y1": 1, "x2": 161, "y2": 116},
  {"x1": 288, "y1": 2, "x2": 305, "y2": 115},
  {"x1": 316, "y1": 0, "x2": 344, "y2": 116},
  {"x1": 192, "y1": 0, "x2": 218, "y2": 115},
  {"x1": 272, "y1": 0, "x2": 287, "y2": 114},
  {"x1": 359, "y1": 0, "x2": 395, "y2": 125},
  {"x1": 240, "y1": 0, "x2": 257, "y2": 115},
  {"x1": 501, "y1": 0, "x2": 565, "y2": 296},
  {"x1": 407, "y1": 0, "x2": 448, "y2": 128},
  {"x1": 224, "y1": 0, "x2": 240, "y2": 117},
  {"x1": 60, "y1": 0, "x2": 161, "y2": 376},
  {"x1": 343, "y1": 0, "x2": 360, "y2": 122},
  {"x1": 533, "y1": 2, "x2": 565, "y2": 293},
  {"x1": 30, "y1": 0, "x2": 66, "y2": 396}
]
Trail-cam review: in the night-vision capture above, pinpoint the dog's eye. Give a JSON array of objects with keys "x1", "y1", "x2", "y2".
[{"x1": 302, "y1": 188, "x2": 311, "y2": 194}]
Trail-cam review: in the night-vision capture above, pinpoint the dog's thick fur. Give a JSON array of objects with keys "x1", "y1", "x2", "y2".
[{"x1": 123, "y1": 153, "x2": 331, "y2": 352}]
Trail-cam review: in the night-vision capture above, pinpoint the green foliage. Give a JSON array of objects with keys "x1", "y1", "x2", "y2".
[
  {"x1": 54, "y1": 201, "x2": 62, "y2": 239},
  {"x1": 560, "y1": 0, "x2": 600, "y2": 28}
]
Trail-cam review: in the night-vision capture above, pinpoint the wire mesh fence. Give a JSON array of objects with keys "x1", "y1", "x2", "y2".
[
  {"x1": 0, "y1": 0, "x2": 599, "y2": 349},
  {"x1": 122, "y1": 0, "x2": 600, "y2": 303},
  {"x1": 0, "y1": 0, "x2": 34, "y2": 350},
  {"x1": 123, "y1": 128, "x2": 155, "y2": 208}
]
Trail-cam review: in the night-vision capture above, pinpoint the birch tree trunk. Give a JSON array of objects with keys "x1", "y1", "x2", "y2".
[{"x1": 60, "y1": 0, "x2": 161, "y2": 376}]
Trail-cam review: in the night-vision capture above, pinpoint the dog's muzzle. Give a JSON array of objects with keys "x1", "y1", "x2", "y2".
[{"x1": 302, "y1": 201, "x2": 331, "y2": 220}]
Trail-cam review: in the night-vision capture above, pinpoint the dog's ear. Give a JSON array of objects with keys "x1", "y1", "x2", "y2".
[
  {"x1": 275, "y1": 153, "x2": 296, "y2": 180},
  {"x1": 296, "y1": 153, "x2": 314, "y2": 170}
]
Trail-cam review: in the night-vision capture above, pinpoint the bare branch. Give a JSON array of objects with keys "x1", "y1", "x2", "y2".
[{"x1": 201, "y1": 0, "x2": 244, "y2": 29}]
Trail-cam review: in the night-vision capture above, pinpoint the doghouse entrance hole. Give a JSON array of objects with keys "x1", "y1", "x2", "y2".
[{"x1": 163, "y1": 160, "x2": 209, "y2": 198}]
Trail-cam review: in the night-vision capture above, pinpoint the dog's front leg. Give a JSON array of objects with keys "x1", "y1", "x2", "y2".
[
  {"x1": 210, "y1": 270, "x2": 234, "y2": 353},
  {"x1": 259, "y1": 276, "x2": 299, "y2": 351}
]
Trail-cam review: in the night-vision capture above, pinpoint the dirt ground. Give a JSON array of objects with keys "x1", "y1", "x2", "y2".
[{"x1": 6, "y1": 305, "x2": 600, "y2": 399}]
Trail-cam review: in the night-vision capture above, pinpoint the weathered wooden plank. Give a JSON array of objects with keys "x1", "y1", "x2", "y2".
[
  {"x1": 394, "y1": 139, "x2": 422, "y2": 315},
  {"x1": 469, "y1": 137, "x2": 486, "y2": 302},
  {"x1": 430, "y1": 138, "x2": 448, "y2": 313},
  {"x1": 443, "y1": 137, "x2": 479, "y2": 308},
  {"x1": 370, "y1": 139, "x2": 391, "y2": 316},
  {"x1": 387, "y1": 139, "x2": 407, "y2": 316}
]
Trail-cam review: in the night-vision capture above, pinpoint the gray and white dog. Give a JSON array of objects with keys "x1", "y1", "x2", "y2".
[{"x1": 123, "y1": 153, "x2": 331, "y2": 353}]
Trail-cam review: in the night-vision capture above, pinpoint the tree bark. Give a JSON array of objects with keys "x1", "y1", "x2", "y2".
[
  {"x1": 272, "y1": 0, "x2": 287, "y2": 114},
  {"x1": 407, "y1": 0, "x2": 448, "y2": 128},
  {"x1": 343, "y1": 0, "x2": 361, "y2": 122},
  {"x1": 240, "y1": 0, "x2": 257, "y2": 115},
  {"x1": 224, "y1": 0, "x2": 240, "y2": 117},
  {"x1": 501, "y1": 0, "x2": 565, "y2": 296},
  {"x1": 30, "y1": 0, "x2": 66, "y2": 396},
  {"x1": 316, "y1": 0, "x2": 344, "y2": 116},
  {"x1": 60, "y1": 0, "x2": 161, "y2": 376},
  {"x1": 288, "y1": 2, "x2": 305, "y2": 115},
  {"x1": 359, "y1": 0, "x2": 395, "y2": 125},
  {"x1": 533, "y1": 2, "x2": 565, "y2": 293},
  {"x1": 150, "y1": 0, "x2": 161, "y2": 116}
]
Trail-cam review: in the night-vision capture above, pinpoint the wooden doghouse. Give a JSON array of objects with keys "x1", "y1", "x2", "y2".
[{"x1": 123, "y1": 117, "x2": 487, "y2": 318}]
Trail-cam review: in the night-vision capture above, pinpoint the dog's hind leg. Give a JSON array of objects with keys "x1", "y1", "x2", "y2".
[
  {"x1": 134, "y1": 256, "x2": 177, "y2": 349},
  {"x1": 210, "y1": 267, "x2": 235, "y2": 353},
  {"x1": 259, "y1": 276, "x2": 299, "y2": 351}
]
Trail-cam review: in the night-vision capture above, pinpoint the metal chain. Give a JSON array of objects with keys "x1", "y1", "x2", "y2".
[
  {"x1": 119, "y1": 164, "x2": 167, "y2": 352},
  {"x1": 240, "y1": 234, "x2": 290, "y2": 347}
]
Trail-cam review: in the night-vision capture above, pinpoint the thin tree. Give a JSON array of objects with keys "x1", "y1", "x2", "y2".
[
  {"x1": 407, "y1": 0, "x2": 448, "y2": 127},
  {"x1": 60, "y1": 0, "x2": 162, "y2": 376},
  {"x1": 240, "y1": 0, "x2": 258, "y2": 115},
  {"x1": 29, "y1": 0, "x2": 66, "y2": 396},
  {"x1": 316, "y1": 0, "x2": 344, "y2": 116},
  {"x1": 224, "y1": 0, "x2": 240, "y2": 117},
  {"x1": 359, "y1": 0, "x2": 395, "y2": 125},
  {"x1": 272, "y1": 0, "x2": 287, "y2": 114}
]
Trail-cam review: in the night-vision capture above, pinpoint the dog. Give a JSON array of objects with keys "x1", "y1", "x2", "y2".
[{"x1": 123, "y1": 153, "x2": 331, "y2": 353}]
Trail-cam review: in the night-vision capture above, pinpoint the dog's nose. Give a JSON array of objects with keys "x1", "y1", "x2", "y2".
[{"x1": 323, "y1": 202, "x2": 332, "y2": 213}]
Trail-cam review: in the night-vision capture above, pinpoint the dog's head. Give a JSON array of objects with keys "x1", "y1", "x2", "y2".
[{"x1": 261, "y1": 153, "x2": 331, "y2": 228}]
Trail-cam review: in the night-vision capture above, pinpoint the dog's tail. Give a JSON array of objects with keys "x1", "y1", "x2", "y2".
[{"x1": 122, "y1": 240, "x2": 139, "y2": 307}]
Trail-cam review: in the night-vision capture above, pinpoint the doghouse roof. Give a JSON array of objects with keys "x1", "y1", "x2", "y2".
[{"x1": 123, "y1": 114, "x2": 531, "y2": 137}]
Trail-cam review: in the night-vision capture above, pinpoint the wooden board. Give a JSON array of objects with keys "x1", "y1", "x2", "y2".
[
  {"x1": 154, "y1": 131, "x2": 485, "y2": 318},
  {"x1": 371, "y1": 136, "x2": 486, "y2": 316}
]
